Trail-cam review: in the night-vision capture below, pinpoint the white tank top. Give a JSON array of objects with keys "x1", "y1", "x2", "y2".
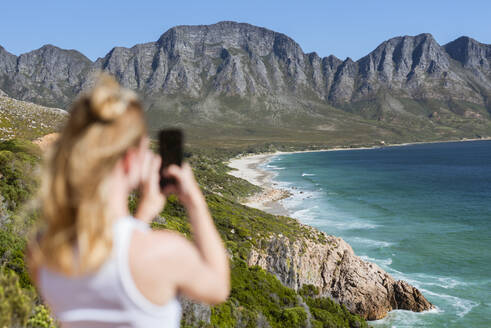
[{"x1": 38, "y1": 215, "x2": 182, "y2": 328}]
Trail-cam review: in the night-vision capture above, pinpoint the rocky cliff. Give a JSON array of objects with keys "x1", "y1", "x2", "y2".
[
  {"x1": 247, "y1": 224, "x2": 434, "y2": 320},
  {"x1": 0, "y1": 21, "x2": 490, "y2": 131},
  {"x1": 177, "y1": 220, "x2": 434, "y2": 323}
]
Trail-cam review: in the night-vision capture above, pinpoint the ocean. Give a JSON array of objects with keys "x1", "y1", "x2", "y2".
[{"x1": 260, "y1": 140, "x2": 491, "y2": 328}]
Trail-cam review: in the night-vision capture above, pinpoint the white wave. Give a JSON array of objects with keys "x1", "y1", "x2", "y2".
[
  {"x1": 291, "y1": 208, "x2": 317, "y2": 222},
  {"x1": 360, "y1": 255, "x2": 393, "y2": 267},
  {"x1": 264, "y1": 164, "x2": 285, "y2": 170},
  {"x1": 383, "y1": 269, "x2": 470, "y2": 291},
  {"x1": 287, "y1": 204, "x2": 320, "y2": 222},
  {"x1": 350, "y1": 237, "x2": 395, "y2": 248},
  {"x1": 369, "y1": 306, "x2": 443, "y2": 327},
  {"x1": 420, "y1": 288, "x2": 478, "y2": 318},
  {"x1": 334, "y1": 220, "x2": 379, "y2": 230},
  {"x1": 301, "y1": 172, "x2": 316, "y2": 176},
  {"x1": 429, "y1": 276, "x2": 469, "y2": 289},
  {"x1": 309, "y1": 215, "x2": 380, "y2": 231}
]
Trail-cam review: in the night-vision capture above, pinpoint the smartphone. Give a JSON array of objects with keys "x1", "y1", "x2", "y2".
[{"x1": 158, "y1": 128, "x2": 183, "y2": 189}]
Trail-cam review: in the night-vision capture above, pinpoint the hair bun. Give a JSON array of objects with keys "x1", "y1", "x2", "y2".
[{"x1": 89, "y1": 73, "x2": 137, "y2": 121}]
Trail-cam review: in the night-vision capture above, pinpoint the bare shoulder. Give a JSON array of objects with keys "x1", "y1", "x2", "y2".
[
  {"x1": 128, "y1": 228, "x2": 196, "y2": 305},
  {"x1": 129, "y1": 228, "x2": 198, "y2": 276},
  {"x1": 133, "y1": 228, "x2": 193, "y2": 258}
]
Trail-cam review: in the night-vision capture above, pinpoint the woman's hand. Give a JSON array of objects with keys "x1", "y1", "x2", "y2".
[
  {"x1": 161, "y1": 162, "x2": 203, "y2": 208},
  {"x1": 135, "y1": 148, "x2": 166, "y2": 223}
]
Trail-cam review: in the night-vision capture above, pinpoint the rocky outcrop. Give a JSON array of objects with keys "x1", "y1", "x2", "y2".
[
  {"x1": 247, "y1": 225, "x2": 434, "y2": 320},
  {"x1": 0, "y1": 45, "x2": 92, "y2": 108},
  {"x1": 444, "y1": 36, "x2": 491, "y2": 74},
  {"x1": 0, "y1": 21, "x2": 489, "y2": 128},
  {"x1": 444, "y1": 36, "x2": 491, "y2": 91},
  {"x1": 179, "y1": 297, "x2": 212, "y2": 327}
]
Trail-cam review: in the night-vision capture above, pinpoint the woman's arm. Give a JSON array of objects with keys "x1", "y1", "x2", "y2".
[
  {"x1": 131, "y1": 146, "x2": 229, "y2": 304},
  {"x1": 161, "y1": 162, "x2": 230, "y2": 304}
]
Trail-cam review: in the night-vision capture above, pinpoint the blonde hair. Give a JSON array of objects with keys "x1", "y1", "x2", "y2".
[{"x1": 29, "y1": 72, "x2": 147, "y2": 275}]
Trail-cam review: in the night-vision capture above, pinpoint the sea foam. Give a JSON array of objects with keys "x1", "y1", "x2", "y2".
[
  {"x1": 350, "y1": 237, "x2": 395, "y2": 248},
  {"x1": 420, "y1": 288, "x2": 478, "y2": 318}
]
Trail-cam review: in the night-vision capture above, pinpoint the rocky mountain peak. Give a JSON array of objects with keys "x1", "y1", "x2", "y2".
[
  {"x1": 322, "y1": 54, "x2": 342, "y2": 67},
  {"x1": 156, "y1": 20, "x2": 304, "y2": 59},
  {"x1": 358, "y1": 32, "x2": 449, "y2": 81},
  {"x1": 0, "y1": 44, "x2": 92, "y2": 107},
  {"x1": 444, "y1": 36, "x2": 490, "y2": 73},
  {"x1": 19, "y1": 44, "x2": 91, "y2": 64},
  {"x1": 0, "y1": 46, "x2": 17, "y2": 75}
]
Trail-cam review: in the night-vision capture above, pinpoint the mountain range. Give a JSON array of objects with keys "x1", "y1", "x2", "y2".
[{"x1": 1, "y1": 21, "x2": 490, "y2": 145}]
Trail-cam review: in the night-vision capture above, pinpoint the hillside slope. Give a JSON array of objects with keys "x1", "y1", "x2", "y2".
[{"x1": 0, "y1": 93, "x2": 67, "y2": 140}]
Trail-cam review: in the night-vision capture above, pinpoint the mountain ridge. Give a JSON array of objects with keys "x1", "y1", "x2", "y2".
[
  {"x1": 1, "y1": 21, "x2": 490, "y2": 143},
  {"x1": 1, "y1": 21, "x2": 488, "y2": 102}
]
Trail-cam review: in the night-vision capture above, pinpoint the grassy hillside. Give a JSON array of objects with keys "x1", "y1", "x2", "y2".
[
  {"x1": 144, "y1": 93, "x2": 491, "y2": 153},
  {"x1": 0, "y1": 138, "x2": 370, "y2": 328},
  {"x1": 0, "y1": 96, "x2": 67, "y2": 141}
]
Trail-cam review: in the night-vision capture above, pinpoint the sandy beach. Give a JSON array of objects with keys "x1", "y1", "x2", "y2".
[
  {"x1": 225, "y1": 146, "x2": 346, "y2": 215},
  {"x1": 226, "y1": 153, "x2": 293, "y2": 216},
  {"x1": 224, "y1": 137, "x2": 491, "y2": 216}
]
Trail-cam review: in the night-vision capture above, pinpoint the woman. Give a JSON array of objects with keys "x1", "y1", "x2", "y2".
[{"x1": 26, "y1": 73, "x2": 230, "y2": 327}]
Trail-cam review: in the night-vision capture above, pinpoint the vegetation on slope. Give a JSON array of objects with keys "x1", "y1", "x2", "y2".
[
  {"x1": 145, "y1": 90, "x2": 491, "y2": 153},
  {"x1": 0, "y1": 96, "x2": 67, "y2": 141},
  {"x1": 0, "y1": 138, "x2": 370, "y2": 327}
]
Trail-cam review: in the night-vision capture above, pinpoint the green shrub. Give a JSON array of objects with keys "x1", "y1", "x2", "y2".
[
  {"x1": 280, "y1": 307, "x2": 308, "y2": 327},
  {"x1": 27, "y1": 305, "x2": 57, "y2": 328},
  {"x1": 299, "y1": 284, "x2": 320, "y2": 298},
  {"x1": 0, "y1": 228, "x2": 31, "y2": 288},
  {"x1": 210, "y1": 302, "x2": 235, "y2": 327},
  {"x1": 305, "y1": 296, "x2": 368, "y2": 328},
  {"x1": 0, "y1": 265, "x2": 34, "y2": 328}
]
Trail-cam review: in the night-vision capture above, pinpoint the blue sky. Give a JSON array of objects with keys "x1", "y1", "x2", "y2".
[{"x1": 2, "y1": 1, "x2": 490, "y2": 61}]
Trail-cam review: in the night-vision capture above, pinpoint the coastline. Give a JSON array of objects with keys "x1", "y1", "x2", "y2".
[
  {"x1": 225, "y1": 137, "x2": 491, "y2": 215},
  {"x1": 225, "y1": 137, "x2": 491, "y2": 323},
  {"x1": 226, "y1": 153, "x2": 292, "y2": 216}
]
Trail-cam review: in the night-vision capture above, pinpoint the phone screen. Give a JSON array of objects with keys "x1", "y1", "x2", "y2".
[{"x1": 158, "y1": 128, "x2": 183, "y2": 189}]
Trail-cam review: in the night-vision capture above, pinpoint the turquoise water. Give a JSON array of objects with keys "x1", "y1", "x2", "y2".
[{"x1": 261, "y1": 140, "x2": 491, "y2": 328}]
